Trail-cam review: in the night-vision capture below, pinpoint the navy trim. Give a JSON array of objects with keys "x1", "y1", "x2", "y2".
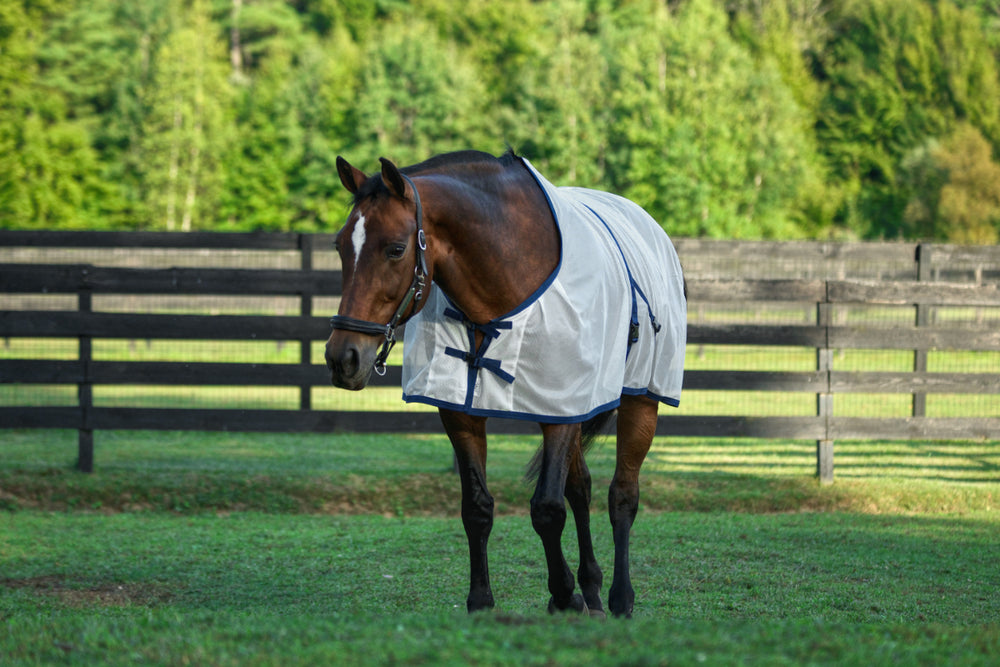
[
  {"x1": 403, "y1": 393, "x2": 622, "y2": 424},
  {"x1": 444, "y1": 347, "x2": 515, "y2": 384},
  {"x1": 621, "y1": 386, "x2": 681, "y2": 407},
  {"x1": 461, "y1": 318, "x2": 479, "y2": 409},
  {"x1": 442, "y1": 305, "x2": 518, "y2": 403},
  {"x1": 504, "y1": 158, "x2": 564, "y2": 320},
  {"x1": 403, "y1": 389, "x2": 679, "y2": 420},
  {"x1": 444, "y1": 308, "x2": 512, "y2": 339},
  {"x1": 434, "y1": 161, "x2": 564, "y2": 403},
  {"x1": 583, "y1": 203, "x2": 662, "y2": 354}
]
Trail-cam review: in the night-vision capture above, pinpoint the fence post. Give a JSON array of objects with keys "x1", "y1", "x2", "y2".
[
  {"x1": 913, "y1": 244, "x2": 931, "y2": 417},
  {"x1": 815, "y1": 283, "x2": 833, "y2": 484},
  {"x1": 76, "y1": 283, "x2": 94, "y2": 473},
  {"x1": 299, "y1": 234, "x2": 314, "y2": 411}
]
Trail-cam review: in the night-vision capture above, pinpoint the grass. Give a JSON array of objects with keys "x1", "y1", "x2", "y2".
[
  {"x1": 1, "y1": 429, "x2": 999, "y2": 664},
  {"x1": 1, "y1": 429, "x2": 997, "y2": 515},
  {"x1": 2, "y1": 511, "x2": 998, "y2": 665}
]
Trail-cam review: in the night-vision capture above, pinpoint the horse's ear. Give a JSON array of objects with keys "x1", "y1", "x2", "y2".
[
  {"x1": 336, "y1": 156, "x2": 367, "y2": 195},
  {"x1": 379, "y1": 157, "x2": 408, "y2": 200}
]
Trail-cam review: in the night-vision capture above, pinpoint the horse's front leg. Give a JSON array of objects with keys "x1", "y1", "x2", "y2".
[
  {"x1": 531, "y1": 422, "x2": 588, "y2": 614},
  {"x1": 439, "y1": 408, "x2": 495, "y2": 612}
]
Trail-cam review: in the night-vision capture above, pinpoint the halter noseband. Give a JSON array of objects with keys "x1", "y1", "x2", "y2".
[{"x1": 329, "y1": 174, "x2": 428, "y2": 376}]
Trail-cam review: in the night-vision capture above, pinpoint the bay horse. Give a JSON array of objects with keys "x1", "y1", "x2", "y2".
[{"x1": 326, "y1": 150, "x2": 686, "y2": 618}]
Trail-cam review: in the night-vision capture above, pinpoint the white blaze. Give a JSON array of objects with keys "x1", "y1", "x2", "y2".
[{"x1": 351, "y1": 214, "x2": 367, "y2": 269}]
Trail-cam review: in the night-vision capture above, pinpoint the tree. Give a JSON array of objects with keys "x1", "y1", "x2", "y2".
[
  {"x1": 502, "y1": 0, "x2": 609, "y2": 186},
  {"x1": 344, "y1": 16, "x2": 493, "y2": 167},
  {"x1": 142, "y1": 0, "x2": 234, "y2": 230},
  {"x1": 937, "y1": 125, "x2": 1000, "y2": 244},
  {"x1": 903, "y1": 124, "x2": 1000, "y2": 243},
  {"x1": 0, "y1": 0, "x2": 110, "y2": 228},
  {"x1": 220, "y1": 18, "x2": 357, "y2": 231},
  {"x1": 603, "y1": 0, "x2": 817, "y2": 238},
  {"x1": 816, "y1": 0, "x2": 1000, "y2": 237}
]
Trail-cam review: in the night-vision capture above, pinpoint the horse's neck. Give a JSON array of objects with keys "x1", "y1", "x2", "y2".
[{"x1": 423, "y1": 171, "x2": 559, "y2": 324}]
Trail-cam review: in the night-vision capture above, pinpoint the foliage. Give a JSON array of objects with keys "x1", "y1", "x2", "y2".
[
  {"x1": 1, "y1": 0, "x2": 999, "y2": 240},
  {"x1": 902, "y1": 123, "x2": 1000, "y2": 243},
  {"x1": 815, "y1": 0, "x2": 1000, "y2": 239},
  {"x1": 604, "y1": 0, "x2": 817, "y2": 238}
]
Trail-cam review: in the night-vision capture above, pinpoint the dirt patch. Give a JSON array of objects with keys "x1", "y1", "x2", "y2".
[{"x1": 2, "y1": 575, "x2": 174, "y2": 608}]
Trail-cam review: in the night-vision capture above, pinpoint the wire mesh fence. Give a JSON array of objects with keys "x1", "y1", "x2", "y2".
[{"x1": 2, "y1": 233, "x2": 999, "y2": 421}]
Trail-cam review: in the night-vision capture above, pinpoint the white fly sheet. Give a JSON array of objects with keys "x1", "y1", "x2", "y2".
[{"x1": 401, "y1": 159, "x2": 686, "y2": 423}]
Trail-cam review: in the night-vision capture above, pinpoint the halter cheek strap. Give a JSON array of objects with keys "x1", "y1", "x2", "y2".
[{"x1": 329, "y1": 174, "x2": 428, "y2": 376}]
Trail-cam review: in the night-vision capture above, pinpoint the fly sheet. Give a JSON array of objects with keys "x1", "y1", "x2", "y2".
[{"x1": 401, "y1": 158, "x2": 686, "y2": 423}]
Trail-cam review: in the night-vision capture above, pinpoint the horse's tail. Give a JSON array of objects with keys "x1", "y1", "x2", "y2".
[
  {"x1": 525, "y1": 408, "x2": 616, "y2": 483},
  {"x1": 581, "y1": 408, "x2": 616, "y2": 452}
]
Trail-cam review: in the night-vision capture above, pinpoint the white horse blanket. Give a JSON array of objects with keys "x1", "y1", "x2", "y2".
[{"x1": 401, "y1": 159, "x2": 686, "y2": 423}]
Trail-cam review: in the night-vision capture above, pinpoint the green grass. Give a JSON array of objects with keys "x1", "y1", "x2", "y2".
[
  {"x1": 2, "y1": 511, "x2": 998, "y2": 665},
  {"x1": 1, "y1": 429, "x2": 997, "y2": 515},
  {"x1": 1, "y1": 429, "x2": 999, "y2": 664}
]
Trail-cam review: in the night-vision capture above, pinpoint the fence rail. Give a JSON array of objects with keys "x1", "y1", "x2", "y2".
[{"x1": 2, "y1": 231, "x2": 999, "y2": 481}]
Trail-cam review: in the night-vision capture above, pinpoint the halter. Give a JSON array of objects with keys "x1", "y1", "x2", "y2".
[{"x1": 329, "y1": 174, "x2": 428, "y2": 376}]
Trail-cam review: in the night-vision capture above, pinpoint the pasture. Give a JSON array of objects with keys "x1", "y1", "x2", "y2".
[
  {"x1": 3, "y1": 234, "x2": 999, "y2": 661},
  {"x1": 2, "y1": 429, "x2": 998, "y2": 665}
]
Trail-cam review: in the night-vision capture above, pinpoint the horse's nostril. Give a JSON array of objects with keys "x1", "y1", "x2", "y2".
[
  {"x1": 342, "y1": 346, "x2": 360, "y2": 376},
  {"x1": 327, "y1": 343, "x2": 361, "y2": 380}
]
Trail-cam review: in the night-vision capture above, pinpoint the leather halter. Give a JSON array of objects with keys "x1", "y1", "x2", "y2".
[{"x1": 329, "y1": 174, "x2": 428, "y2": 376}]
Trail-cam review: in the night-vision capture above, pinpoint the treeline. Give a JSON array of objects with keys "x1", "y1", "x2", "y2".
[{"x1": 1, "y1": 0, "x2": 999, "y2": 241}]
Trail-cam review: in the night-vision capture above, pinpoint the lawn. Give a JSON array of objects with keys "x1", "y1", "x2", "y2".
[
  {"x1": 1, "y1": 429, "x2": 998, "y2": 665},
  {"x1": 2, "y1": 511, "x2": 998, "y2": 665}
]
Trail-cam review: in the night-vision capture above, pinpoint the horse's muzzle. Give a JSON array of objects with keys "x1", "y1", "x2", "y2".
[{"x1": 325, "y1": 337, "x2": 376, "y2": 391}]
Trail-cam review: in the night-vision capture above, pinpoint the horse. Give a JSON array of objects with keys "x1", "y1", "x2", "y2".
[{"x1": 325, "y1": 150, "x2": 686, "y2": 618}]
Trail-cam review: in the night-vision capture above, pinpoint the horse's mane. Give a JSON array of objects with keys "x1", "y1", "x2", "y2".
[
  {"x1": 352, "y1": 149, "x2": 520, "y2": 206},
  {"x1": 404, "y1": 149, "x2": 518, "y2": 175}
]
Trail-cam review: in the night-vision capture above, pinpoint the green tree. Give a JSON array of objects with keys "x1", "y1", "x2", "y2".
[
  {"x1": 503, "y1": 0, "x2": 609, "y2": 186},
  {"x1": 0, "y1": 0, "x2": 110, "y2": 228},
  {"x1": 345, "y1": 16, "x2": 493, "y2": 167},
  {"x1": 34, "y1": 0, "x2": 172, "y2": 228},
  {"x1": 903, "y1": 123, "x2": 1000, "y2": 243},
  {"x1": 817, "y1": 0, "x2": 1000, "y2": 237},
  {"x1": 142, "y1": 0, "x2": 234, "y2": 230},
  {"x1": 220, "y1": 14, "x2": 356, "y2": 231},
  {"x1": 603, "y1": 0, "x2": 817, "y2": 238},
  {"x1": 219, "y1": 0, "x2": 305, "y2": 230},
  {"x1": 282, "y1": 36, "x2": 359, "y2": 229}
]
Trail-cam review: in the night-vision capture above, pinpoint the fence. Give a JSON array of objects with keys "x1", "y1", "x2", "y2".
[{"x1": 2, "y1": 231, "x2": 998, "y2": 481}]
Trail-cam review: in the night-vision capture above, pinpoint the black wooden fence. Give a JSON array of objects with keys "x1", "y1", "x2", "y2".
[{"x1": 2, "y1": 231, "x2": 999, "y2": 481}]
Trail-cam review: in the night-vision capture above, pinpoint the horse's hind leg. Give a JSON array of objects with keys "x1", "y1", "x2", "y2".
[
  {"x1": 565, "y1": 444, "x2": 605, "y2": 618},
  {"x1": 440, "y1": 409, "x2": 495, "y2": 612},
  {"x1": 608, "y1": 394, "x2": 658, "y2": 618},
  {"x1": 531, "y1": 423, "x2": 588, "y2": 614}
]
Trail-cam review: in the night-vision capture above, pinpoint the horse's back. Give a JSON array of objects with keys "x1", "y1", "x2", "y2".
[
  {"x1": 551, "y1": 183, "x2": 686, "y2": 407},
  {"x1": 402, "y1": 160, "x2": 686, "y2": 421}
]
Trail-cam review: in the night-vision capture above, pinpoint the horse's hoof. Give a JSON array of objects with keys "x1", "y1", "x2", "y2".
[
  {"x1": 547, "y1": 594, "x2": 588, "y2": 615},
  {"x1": 588, "y1": 608, "x2": 607, "y2": 620}
]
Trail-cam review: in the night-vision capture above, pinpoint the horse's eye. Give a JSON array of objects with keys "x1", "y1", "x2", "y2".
[
  {"x1": 386, "y1": 244, "x2": 407, "y2": 260},
  {"x1": 332, "y1": 238, "x2": 341, "y2": 253}
]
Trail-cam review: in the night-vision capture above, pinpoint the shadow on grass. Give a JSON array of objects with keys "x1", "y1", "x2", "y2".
[{"x1": 1, "y1": 430, "x2": 996, "y2": 515}]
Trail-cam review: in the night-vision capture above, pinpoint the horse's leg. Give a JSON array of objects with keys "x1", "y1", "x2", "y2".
[
  {"x1": 607, "y1": 394, "x2": 658, "y2": 618},
  {"x1": 531, "y1": 422, "x2": 588, "y2": 614},
  {"x1": 565, "y1": 444, "x2": 606, "y2": 618},
  {"x1": 439, "y1": 408, "x2": 495, "y2": 612}
]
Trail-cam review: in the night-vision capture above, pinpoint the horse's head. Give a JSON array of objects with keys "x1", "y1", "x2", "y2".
[{"x1": 325, "y1": 156, "x2": 429, "y2": 390}]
